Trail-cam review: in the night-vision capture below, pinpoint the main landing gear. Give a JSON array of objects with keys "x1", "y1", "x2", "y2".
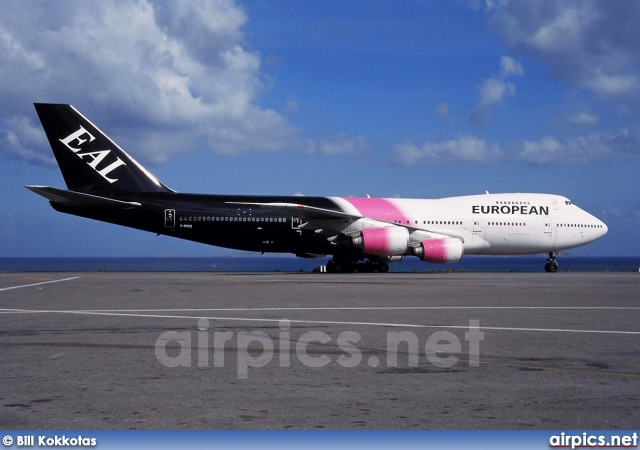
[
  {"x1": 544, "y1": 252, "x2": 559, "y2": 273},
  {"x1": 326, "y1": 258, "x2": 389, "y2": 273}
]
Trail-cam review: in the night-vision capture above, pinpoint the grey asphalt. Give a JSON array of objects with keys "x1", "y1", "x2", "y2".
[{"x1": 0, "y1": 272, "x2": 638, "y2": 429}]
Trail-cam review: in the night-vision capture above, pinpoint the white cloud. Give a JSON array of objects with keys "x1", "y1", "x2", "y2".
[
  {"x1": 480, "y1": 1, "x2": 640, "y2": 167},
  {"x1": 602, "y1": 208, "x2": 626, "y2": 220},
  {"x1": 586, "y1": 71, "x2": 639, "y2": 97},
  {"x1": 600, "y1": 207, "x2": 640, "y2": 222},
  {"x1": 0, "y1": 0, "x2": 299, "y2": 164},
  {"x1": 1, "y1": 115, "x2": 53, "y2": 166},
  {"x1": 395, "y1": 136, "x2": 502, "y2": 165},
  {"x1": 516, "y1": 136, "x2": 565, "y2": 164},
  {"x1": 488, "y1": 0, "x2": 640, "y2": 101},
  {"x1": 564, "y1": 111, "x2": 600, "y2": 127},
  {"x1": 477, "y1": 78, "x2": 516, "y2": 108},
  {"x1": 515, "y1": 128, "x2": 640, "y2": 164},
  {"x1": 471, "y1": 55, "x2": 524, "y2": 126},
  {"x1": 499, "y1": 55, "x2": 524, "y2": 77},
  {"x1": 306, "y1": 133, "x2": 373, "y2": 157},
  {"x1": 395, "y1": 126, "x2": 640, "y2": 166}
]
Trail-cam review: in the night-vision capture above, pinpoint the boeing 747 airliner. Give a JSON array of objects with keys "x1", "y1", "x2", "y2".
[{"x1": 27, "y1": 104, "x2": 607, "y2": 273}]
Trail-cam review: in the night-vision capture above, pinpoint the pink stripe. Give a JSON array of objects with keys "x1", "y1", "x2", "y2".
[
  {"x1": 361, "y1": 228, "x2": 391, "y2": 255},
  {"x1": 361, "y1": 227, "x2": 409, "y2": 255},
  {"x1": 419, "y1": 238, "x2": 463, "y2": 263},
  {"x1": 422, "y1": 239, "x2": 446, "y2": 262},
  {"x1": 342, "y1": 197, "x2": 408, "y2": 222}
]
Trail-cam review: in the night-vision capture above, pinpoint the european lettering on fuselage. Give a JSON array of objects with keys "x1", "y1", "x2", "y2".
[
  {"x1": 59, "y1": 126, "x2": 126, "y2": 183},
  {"x1": 471, "y1": 205, "x2": 549, "y2": 215}
]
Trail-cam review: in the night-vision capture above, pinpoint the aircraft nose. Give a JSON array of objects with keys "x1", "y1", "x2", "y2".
[
  {"x1": 599, "y1": 220, "x2": 608, "y2": 237},
  {"x1": 582, "y1": 209, "x2": 607, "y2": 240},
  {"x1": 589, "y1": 212, "x2": 608, "y2": 238}
]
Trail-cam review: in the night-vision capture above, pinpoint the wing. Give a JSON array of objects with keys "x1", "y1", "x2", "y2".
[
  {"x1": 225, "y1": 200, "x2": 464, "y2": 242},
  {"x1": 225, "y1": 201, "x2": 359, "y2": 221}
]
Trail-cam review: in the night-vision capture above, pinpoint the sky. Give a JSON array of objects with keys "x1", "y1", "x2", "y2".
[{"x1": 1, "y1": 0, "x2": 639, "y2": 258}]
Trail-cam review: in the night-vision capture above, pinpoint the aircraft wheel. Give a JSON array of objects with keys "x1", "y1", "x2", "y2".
[
  {"x1": 378, "y1": 263, "x2": 389, "y2": 273},
  {"x1": 545, "y1": 252, "x2": 559, "y2": 273},
  {"x1": 328, "y1": 260, "x2": 358, "y2": 273}
]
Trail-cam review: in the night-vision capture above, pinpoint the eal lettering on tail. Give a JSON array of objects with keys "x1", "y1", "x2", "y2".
[{"x1": 59, "y1": 126, "x2": 126, "y2": 184}]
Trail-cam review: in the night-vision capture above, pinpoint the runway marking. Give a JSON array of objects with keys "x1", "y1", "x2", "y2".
[
  {"x1": 0, "y1": 277, "x2": 80, "y2": 292},
  {"x1": 74, "y1": 306, "x2": 640, "y2": 312},
  {"x1": 1, "y1": 308, "x2": 639, "y2": 335}
]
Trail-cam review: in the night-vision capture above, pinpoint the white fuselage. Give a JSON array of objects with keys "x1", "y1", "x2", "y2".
[{"x1": 331, "y1": 193, "x2": 608, "y2": 256}]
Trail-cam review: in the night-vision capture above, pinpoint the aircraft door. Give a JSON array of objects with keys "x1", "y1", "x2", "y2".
[
  {"x1": 544, "y1": 216, "x2": 552, "y2": 234},
  {"x1": 471, "y1": 218, "x2": 486, "y2": 248},
  {"x1": 164, "y1": 209, "x2": 176, "y2": 228},
  {"x1": 291, "y1": 217, "x2": 304, "y2": 236}
]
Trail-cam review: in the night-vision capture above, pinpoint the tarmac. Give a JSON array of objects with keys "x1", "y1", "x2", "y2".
[{"x1": 0, "y1": 271, "x2": 638, "y2": 430}]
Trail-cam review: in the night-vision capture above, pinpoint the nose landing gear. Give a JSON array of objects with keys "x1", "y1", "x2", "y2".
[{"x1": 544, "y1": 252, "x2": 559, "y2": 273}]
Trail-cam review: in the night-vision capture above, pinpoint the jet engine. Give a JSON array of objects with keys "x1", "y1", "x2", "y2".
[
  {"x1": 352, "y1": 226, "x2": 409, "y2": 256},
  {"x1": 413, "y1": 238, "x2": 464, "y2": 263}
]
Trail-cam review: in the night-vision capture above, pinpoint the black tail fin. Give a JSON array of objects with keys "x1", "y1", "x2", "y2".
[{"x1": 34, "y1": 103, "x2": 172, "y2": 193}]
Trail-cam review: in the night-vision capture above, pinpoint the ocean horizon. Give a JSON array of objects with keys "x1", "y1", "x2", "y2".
[{"x1": 0, "y1": 256, "x2": 638, "y2": 273}]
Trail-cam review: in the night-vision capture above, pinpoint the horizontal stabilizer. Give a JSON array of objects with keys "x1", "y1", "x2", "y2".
[{"x1": 25, "y1": 185, "x2": 141, "y2": 209}]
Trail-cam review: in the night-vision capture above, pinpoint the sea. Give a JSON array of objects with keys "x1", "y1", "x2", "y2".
[{"x1": 0, "y1": 256, "x2": 638, "y2": 273}]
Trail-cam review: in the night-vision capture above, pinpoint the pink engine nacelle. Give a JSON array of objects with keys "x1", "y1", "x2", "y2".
[
  {"x1": 352, "y1": 226, "x2": 409, "y2": 256},
  {"x1": 413, "y1": 238, "x2": 464, "y2": 263}
]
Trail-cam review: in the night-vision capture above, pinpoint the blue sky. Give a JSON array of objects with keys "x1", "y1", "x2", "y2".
[{"x1": 1, "y1": 0, "x2": 639, "y2": 257}]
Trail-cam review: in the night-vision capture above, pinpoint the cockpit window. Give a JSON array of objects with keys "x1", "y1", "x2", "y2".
[{"x1": 565, "y1": 200, "x2": 573, "y2": 206}]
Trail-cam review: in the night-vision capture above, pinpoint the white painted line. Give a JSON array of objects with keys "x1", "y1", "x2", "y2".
[
  {"x1": 1, "y1": 308, "x2": 639, "y2": 335},
  {"x1": 0, "y1": 276, "x2": 81, "y2": 292},
  {"x1": 77, "y1": 306, "x2": 640, "y2": 312}
]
